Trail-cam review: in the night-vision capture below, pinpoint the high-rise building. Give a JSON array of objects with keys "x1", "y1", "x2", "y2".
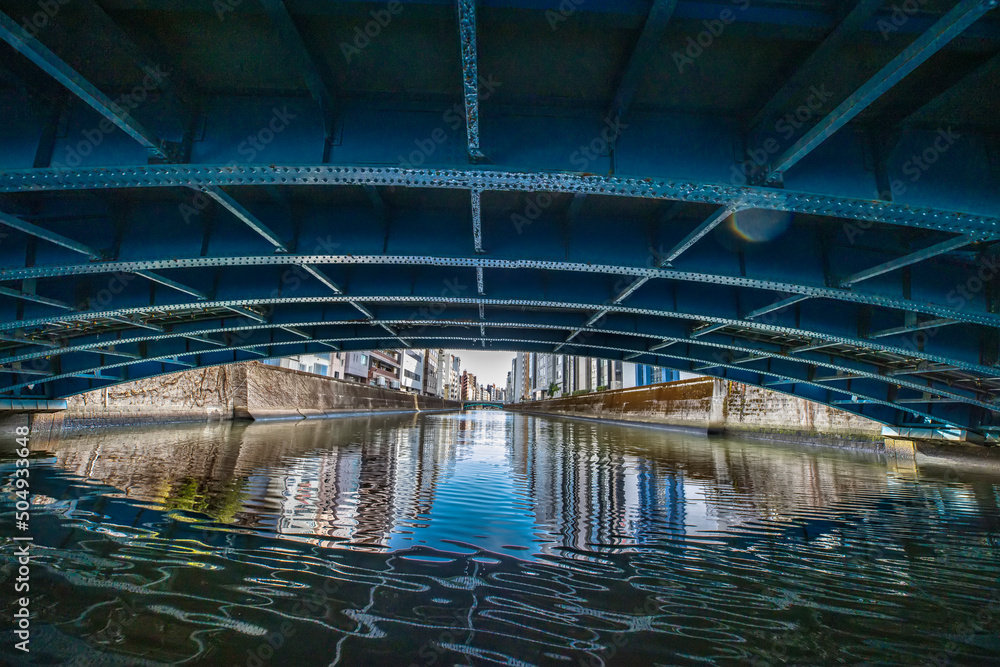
[
  {"x1": 422, "y1": 349, "x2": 444, "y2": 397},
  {"x1": 461, "y1": 370, "x2": 477, "y2": 401}
]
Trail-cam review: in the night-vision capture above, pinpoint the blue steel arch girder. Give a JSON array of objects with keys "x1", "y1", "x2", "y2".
[
  {"x1": 0, "y1": 196, "x2": 995, "y2": 332},
  {"x1": 4, "y1": 330, "x2": 984, "y2": 435},
  {"x1": 0, "y1": 0, "x2": 997, "y2": 197},
  {"x1": 1, "y1": 303, "x2": 997, "y2": 417},
  {"x1": 0, "y1": 250, "x2": 998, "y2": 375},
  {"x1": 0, "y1": 0, "x2": 996, "y2": 433}
]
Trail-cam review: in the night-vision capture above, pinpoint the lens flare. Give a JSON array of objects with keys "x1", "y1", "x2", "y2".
[{"x1": 729, "y1": 209, "x2": 793, "y2": 243}]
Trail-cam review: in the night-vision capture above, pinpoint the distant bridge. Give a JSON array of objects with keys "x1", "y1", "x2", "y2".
[
  {"x1": 462, "y1": 402, "x2": 504, "y2": 410},
  {"x1": 0, "y1": 1, "x2": 998, "y2": 439}
]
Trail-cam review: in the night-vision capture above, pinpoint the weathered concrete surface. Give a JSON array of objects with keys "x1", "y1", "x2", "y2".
[
  {"x1": 510, "y1": 378, "x2": 884, "y2": 449},
  {"x1": 27, "y1": 362, "x2": 460, "y2": 436},
  {"x1": 510, "y1": 378, "x2": 719, "y2": 430},
  {"x1": 242, "y1": 363, "x2": 460, "y2": 420}
]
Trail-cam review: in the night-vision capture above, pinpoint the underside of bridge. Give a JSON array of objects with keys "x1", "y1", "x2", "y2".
[{"x1": 0, "y1": 0, "x2": 998, "y2": 435}]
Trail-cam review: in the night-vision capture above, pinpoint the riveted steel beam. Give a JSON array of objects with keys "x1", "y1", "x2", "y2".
[
  {"x1": 457, "y1": 0, "x2": 485, "y2": 162},
  {"x1": 2, "y1": 291, "x2": 993, "y2": 377},
  {"x1": 1, "y1": 165, "x2": 996, "y2": 237},
  {"x1": 763, "y1": 0, "x2": 996, "y2": 182},
  {"x1": 17, "y1": 329, "x2": 991, "y2": 430},
  {"x1": 7, "y1": 309, "x2": 993, "y2": 410},
  {"x1": 9, "y1": 250, "x2": 997, "y2": 329},
  {"x1": 0, "y1": 11, "x2": 169, "y2": 159},
  {"x1": 749, "y1": 0, "x2": 885, "y2": 134},
  {"x1": 471, "y1": 188, "x2": 483, "y2": 252},
  {"x1": 200, "y1": 186, "x2": 288, "y2": 251}
]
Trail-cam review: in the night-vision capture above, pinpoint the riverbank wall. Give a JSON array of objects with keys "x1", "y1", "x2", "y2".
[
  {"x1": 21, "y1": 361, "x2": 460, "y2": 438},
  {"x1": 508, "y1": 377, "x2": 885, "y2": 449}
]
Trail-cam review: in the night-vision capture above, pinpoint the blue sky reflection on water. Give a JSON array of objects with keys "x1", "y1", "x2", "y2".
[
  {"x1": 386, "y1": 412, "x2": 543, "y2": 556},
  {"x1": 3, "y1": 410, "x2": 1000, "y2": 665}
]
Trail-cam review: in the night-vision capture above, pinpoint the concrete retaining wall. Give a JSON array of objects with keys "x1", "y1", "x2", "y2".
[
  {"x1": 27, "y1": 361, "x2": 460, "y2": 436},
  {"x1": 240, "y1": 363, "x2": 460, "y2": 420},
  {"x1": 509, "y1": 377, "x2": 884, "y2": 448}
]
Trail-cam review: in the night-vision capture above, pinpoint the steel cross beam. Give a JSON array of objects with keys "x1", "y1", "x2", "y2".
[
  {"x1": 0, "y1": 210, "x2": 100, "y2": 257},
  {"x1": 258, "y1": 0, "x2": 337, "y2": 138},
  {"x1": 763, "y1": 0, "x2": 996, "y2": 183},
  {"x1": 557, "y1": 205, "x2": 740, "y2": 350},
  {"x1": 607, "y1": 0, "x2": 679, "y2": 131},
  {"x1": 749, "y1": 0, "x2": 885, "y2": 135},
  {"x1": 200, "y1": 185, "x2": 348, "y2": 295},
  {"x1": 200, "y1": 186, "x2": 288, "y2": 251},
  {"x1": 868, "y1": 317, "x2": 959, "y2": 339},
  {"x1": 744, "y1": 294, "x2": 811, "y2": 320},
  {"x1": 457, "y1": 0, "x2": 485, "y2": 162},
  {"x1": 0, "y1": 284, "x2": 72, "y2": 309},
  {"x1": 660, "y1": 205, "x2": 738, "y2": 265},
  {"x1": 0, "y1": 207, "x2": 212, "y2": 303},
  {"x1": 0, "y1": 10, "x2": 169, "y2": 160},
  {"x1": 838, "y1": 235, "x2": 976, "y2": 287}
]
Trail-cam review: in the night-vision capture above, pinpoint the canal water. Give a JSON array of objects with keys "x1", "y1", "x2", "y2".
[{"x1": 2, "y1": 410, "x2": 999, "y2": 665}]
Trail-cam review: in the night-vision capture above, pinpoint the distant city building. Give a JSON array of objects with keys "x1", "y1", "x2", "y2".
[
  {"x1": 267, "y1": 349, "x2": 515, "y2": 400},
  {"x1": 401, "y1": 349, "x2": 424, "y2": 393},
  {"x1": 422, "y1": 349, "x2": 445, "y2": 397},
  {"x1": 461, "y1": 370, "x2": 477, "y2": 401},
  {"x1": 509, "y1": 353, "x2": 694, "y2": 400}
]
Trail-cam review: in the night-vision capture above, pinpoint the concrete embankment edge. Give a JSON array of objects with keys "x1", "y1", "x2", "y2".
[
  {"x1": 11, "y1": 362, "x2": 461, "y2": 438},
  {"x1": 509, "y1": 377, "x2": 886, "y2": 452}
]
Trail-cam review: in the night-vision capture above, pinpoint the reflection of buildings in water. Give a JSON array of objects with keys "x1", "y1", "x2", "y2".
[
  {"x1": 29, "y1": 413, "x2": 997, "y2": 563},
  {"x1": 508, "y1": 416, "x2": 687, "y2": 552}
]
